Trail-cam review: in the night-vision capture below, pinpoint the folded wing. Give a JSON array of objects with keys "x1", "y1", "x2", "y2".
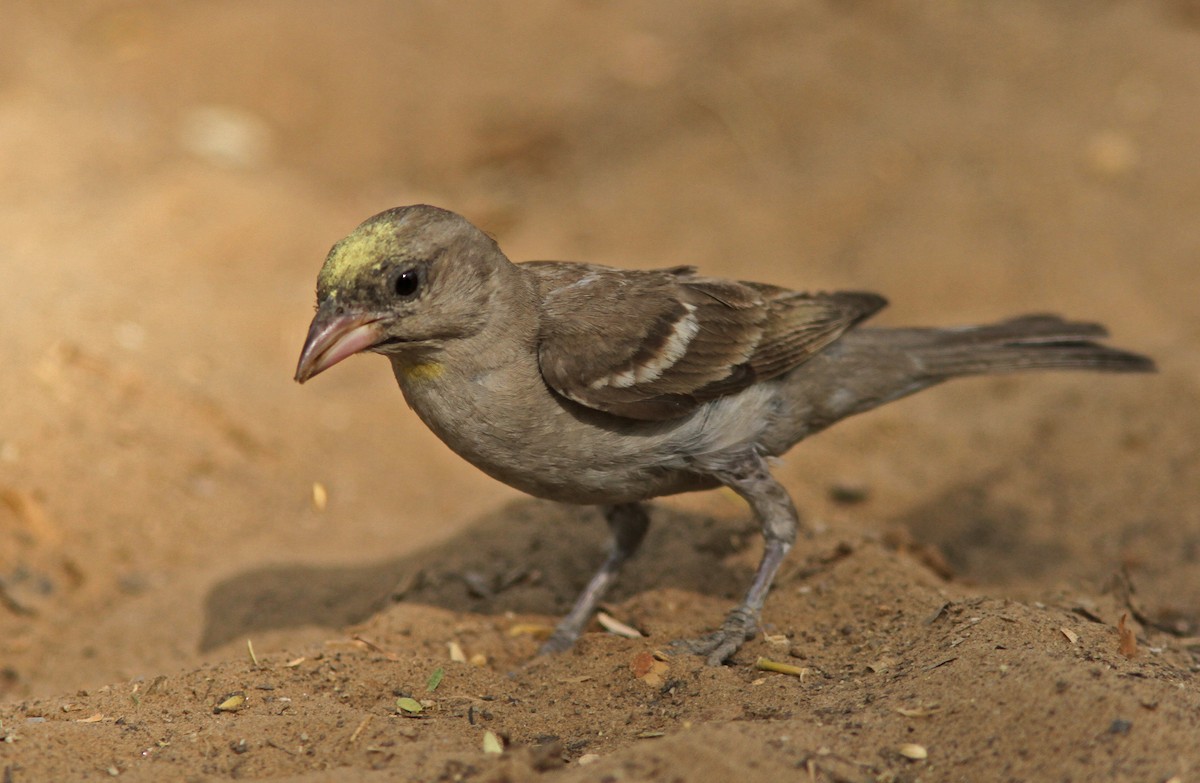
[{"x1": 528, "y1": 261, "x2": 886, "y2": 420}]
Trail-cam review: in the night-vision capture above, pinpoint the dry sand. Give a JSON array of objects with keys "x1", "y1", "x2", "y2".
[{"x1": 2, "y1": 2, "x2": 1198, "y2": 781}]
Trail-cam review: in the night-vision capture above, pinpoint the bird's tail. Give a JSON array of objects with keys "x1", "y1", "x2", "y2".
[
  {"x1": 898, "y1": 315, "x2": 1157, "y2": 377},
  {"x1": 895, "y1": 315, "x2": 1156, "y2": 378},
  {"x1": 774, "y1": 314, "x2": 1154, "y2": 447}
]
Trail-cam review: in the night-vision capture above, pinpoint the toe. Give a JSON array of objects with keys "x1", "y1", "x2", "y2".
[
  {"x1": 672, "y1": 608, "x2": 760, "y2": 664},
  {"x1": 705, "y1": 639, "x2": 741, "y2": 667},
  {"x1": 537, "y1": 628, "x2": 579, "y2": 656}
]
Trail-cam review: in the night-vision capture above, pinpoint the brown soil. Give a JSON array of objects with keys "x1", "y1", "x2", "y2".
[{"x1": 2, "y1": 2, "x2": 1199, "y2": 781}]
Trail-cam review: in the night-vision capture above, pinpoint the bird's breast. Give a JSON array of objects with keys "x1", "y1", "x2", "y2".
[{"x1": 388, "y1": 352, "x2": 746, "y2": 504}]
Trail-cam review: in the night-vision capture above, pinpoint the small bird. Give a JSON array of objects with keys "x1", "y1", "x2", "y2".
[{"x1": 295, "y1": 205, "x2": 1154, "y2": 665}]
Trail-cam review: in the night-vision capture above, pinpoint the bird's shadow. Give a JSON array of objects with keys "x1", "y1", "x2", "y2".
[
  {"x1": 198, "y1": 499, "x2": 755, "y2": 652},
  {"x1": 895, "y1": 479, "x2": 1069, "y2": 585},
  {"x1": 199, "y1": 479, "x2": 1081, "y2": 652}
]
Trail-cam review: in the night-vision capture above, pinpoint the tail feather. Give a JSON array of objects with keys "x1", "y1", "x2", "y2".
[
  {"x1": 771, "y1": 314, "x2": 1153, "y2": 448},
  {"x1": 908, "y1": 315, "x2": 1156, "y2": 378}
]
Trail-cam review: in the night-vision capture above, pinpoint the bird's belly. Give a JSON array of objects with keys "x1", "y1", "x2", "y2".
[
  {"x1": 413, "y1": 400, "x2": 713, "y2": 504},
  {"x1": 394, "y1": 360, "x2": 759, "y2": 505}
]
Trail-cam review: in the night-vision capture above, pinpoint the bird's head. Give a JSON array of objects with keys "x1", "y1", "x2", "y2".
[{"x1": 295, "y1": 205, "x2": 503, "y2": 383}]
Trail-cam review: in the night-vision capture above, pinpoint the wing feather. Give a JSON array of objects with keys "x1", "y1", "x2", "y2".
[{"x1": 527, "y1": 261, "x2": 885, "y2": 421}]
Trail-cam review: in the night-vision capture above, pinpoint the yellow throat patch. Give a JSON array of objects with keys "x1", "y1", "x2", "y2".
[{"x1": 398, "y1": 360, "x2": 444, "y2": 383}]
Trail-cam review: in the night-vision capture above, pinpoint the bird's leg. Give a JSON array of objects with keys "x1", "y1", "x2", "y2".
[
  {"x1": 539, "y1": 502, "x2": 651, "y2": 655},
  {"x1": 675, "y1": 452, "x2": 800, "y2": 665}
]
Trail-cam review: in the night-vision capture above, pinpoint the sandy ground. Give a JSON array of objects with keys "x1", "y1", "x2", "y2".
[{"x1": 2, "y1": 1, "x2": 1199, "y2": 781}]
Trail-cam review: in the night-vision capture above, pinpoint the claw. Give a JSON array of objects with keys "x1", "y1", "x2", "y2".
[{"x1": 671, "y1": 607, "x2": 759, "y2": 665}]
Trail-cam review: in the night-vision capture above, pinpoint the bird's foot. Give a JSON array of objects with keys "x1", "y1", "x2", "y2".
[
  {"x1": 537, "y1": 621, "x2": 582, "y2": 656},
  {"x1": 670, "y1": 607, "x2": 759, "y2": 666}
]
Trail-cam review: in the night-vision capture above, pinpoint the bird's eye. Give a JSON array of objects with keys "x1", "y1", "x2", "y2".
[{"x1": 393, "y1": 268, "x2": 420, "y2": 298}]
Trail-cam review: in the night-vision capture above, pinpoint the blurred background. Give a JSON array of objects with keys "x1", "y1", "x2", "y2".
[{"x1": 1, "y1": 0, "x2": 1197, "y2": 698}]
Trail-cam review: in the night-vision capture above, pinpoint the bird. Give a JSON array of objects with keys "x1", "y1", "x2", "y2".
[{"x1": 294, "y1": 204, "x2": 1155, "y2": 665}]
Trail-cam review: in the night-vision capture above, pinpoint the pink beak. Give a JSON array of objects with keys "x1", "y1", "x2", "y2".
[{"x1": 294, "y1": 310, "x2": 385, "y2": 383}]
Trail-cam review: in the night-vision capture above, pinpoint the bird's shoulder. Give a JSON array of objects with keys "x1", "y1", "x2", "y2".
[{"x1": 521, "y1": 260, "x2": 886, "y2": 421}]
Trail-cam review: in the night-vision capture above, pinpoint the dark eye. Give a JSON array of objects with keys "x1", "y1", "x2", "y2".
[{"x1": 393, "y1": 268, "x2": 420, "y2": 298}]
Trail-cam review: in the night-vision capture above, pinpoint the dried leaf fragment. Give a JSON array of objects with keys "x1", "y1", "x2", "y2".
[
  {"x1": 923, "y1": 656, "x2": 957, "y2": 671},
  {"x1": 448, "y1": 641, "x2": 467, "y2": 662},
  {"x1": 75, "y1": 713, "x2": 105, "y2": 724},
  {"x1": 923, "y1": 601, "x2": 950, "y2": 625},
  {"x1": 482, "y1": 730, "x2": 503, "y2": 754},
  {"x1": 630, "y1": 651, "x2": 654, "y2": 677},
  {"x1": 894, "y1": 704, "x2": 943, "y2": 718},
  {"x1": 597, "y1": 611, "x2": 643, "y2": 639},
  {"x1": 396, "y1": 697, "x2": 423, "y2": 714},
  {"x1": 347, "y1": 715, "x2": 373, "y2": 746},
  {"x1": 214, "y1": 692, "x2": 247, "y2": 713},
  {"x1": 1060, "y1": 628, "x2": 1079, "y2": 645},
  {"x1": 145, "y1": 675, "x2": 167, "y2": 695},
  {"x1": 631, "y1": 651, "x2": 669, "y2": 688},
  {"x1": 0, "y1": 488, "x2": 60, "y2": 547},
  {"x1": 897, "y1": 743, "x2": 927, "y2": 760},
  {"x1": 507, "y1": 623, "x2": 554, "y2": 639},
  {"x1": 311, "y1": 482, "x2": 328, "y2": 511},
  {"x1": 352, "y1": 634, "x2": 401, "y2": 661},
  {"x1": 1118, "y1": 613, "x2": 1138, "y2": 659},
  {"x1": 755, "y1": 657, "x2": 809, "y2": 679}
]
